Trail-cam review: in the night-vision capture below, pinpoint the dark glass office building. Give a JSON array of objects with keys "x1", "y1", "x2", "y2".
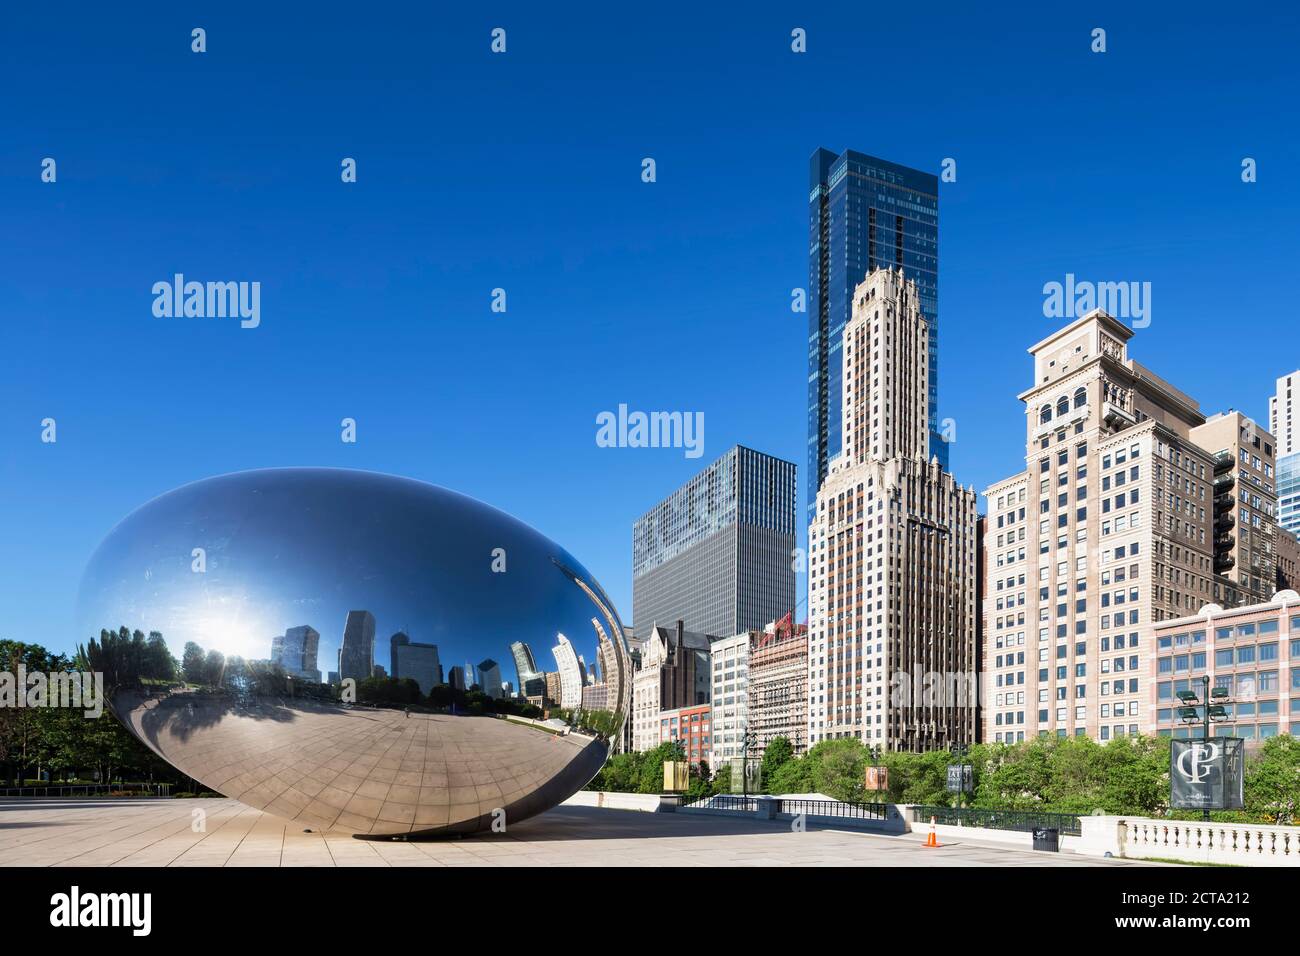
[
  {"x1": 632, "y1": 445, "x2": 796, "y2": 638},
  {"x1": 807, "y1": 148, "x2": 942, "y2": 523}
]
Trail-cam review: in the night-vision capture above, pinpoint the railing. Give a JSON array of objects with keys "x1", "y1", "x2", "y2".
[
  {"x1": 684, "y1": 794, "x2": 758, "y2": 813},
  {"x1": 1125, "y1": 819, "x2": 1300, "y2": 864},
  {"x1": 683, "y1": 794, "x2": 887, "y2": 820},
  {"x1": 0, "y1": 783, "x2": 173, "y2": 798},
  {"x1": 915, "y1": 805, "x2": 1082, "y2": 837},
  {"x1": 777, "y1": 798, "x2": 886, "y2": 820}
]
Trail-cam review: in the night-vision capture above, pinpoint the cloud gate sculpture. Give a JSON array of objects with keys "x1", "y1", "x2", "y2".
[{"x1": 76, "y1": 468, "x2": 630, "y2": 838}]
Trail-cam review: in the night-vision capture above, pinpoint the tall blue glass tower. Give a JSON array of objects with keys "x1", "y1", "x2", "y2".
[{"x1": 806, "y1": 148, "x2": 943, "y2": 524}]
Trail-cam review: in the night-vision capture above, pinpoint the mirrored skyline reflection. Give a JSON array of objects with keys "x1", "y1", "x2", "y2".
[
  {"x1": 75, "y1": 468, "x2": 630, "y2": 837},
  {"x1": 76, "y1": 468, "x2": 626, "y2": 696}
]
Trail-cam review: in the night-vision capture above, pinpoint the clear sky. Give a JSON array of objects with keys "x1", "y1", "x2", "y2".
[{"x1": 3, "y1": 2, "x2": 1297, "y2": 658}]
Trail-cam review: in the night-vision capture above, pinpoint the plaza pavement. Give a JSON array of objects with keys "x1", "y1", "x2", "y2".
[{"x1": 0, "y1": 798, "x2": 1157, "y2": 867}]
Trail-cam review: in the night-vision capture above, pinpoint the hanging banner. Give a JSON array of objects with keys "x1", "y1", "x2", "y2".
[{"x1": 1170, "y1": 738, "x2": 1244, "y2": 810}]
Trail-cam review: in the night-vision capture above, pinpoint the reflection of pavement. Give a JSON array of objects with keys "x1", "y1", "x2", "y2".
[
  {"x1": 113, "y1": 691, "x2": 602, "y2": 837},
  {"x1": 0, "y1": 799, "x2": 1157, "y2": 866}
]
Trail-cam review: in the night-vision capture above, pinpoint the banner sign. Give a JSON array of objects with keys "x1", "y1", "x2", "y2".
[
  {"x1": 730, "y1": 758, "x2": 761, "y2": 794},
  {"x1": 946, "y1": 764, "x2": 972, "y2": 793},
  {"x1": 1170, "y1": 738, "x2": 1245, "y2": 810}
]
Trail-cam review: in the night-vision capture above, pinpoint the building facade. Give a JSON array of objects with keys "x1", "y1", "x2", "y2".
[
  {"x1": 807, "y1": 268, "x2": 979, "y2": 751},
  {"x1": 632, "y1": 445, "x2": 796, "y2": 637},
  {"x1": 708, "y1": 631, "x2": 749, "y2": 771},
  {"x1": 655, "y1": 704, "x2": 712, "y2": 766},
  {"x1": 1268, "y1": 371, "x2": 1299, "y2": 539},
  {"x1": 1277, "y1": 528, "x2": 1300, "y2": 592},
  {"x1": 631, "y1": 621, "x2": 713, "y2": 752},
  {"x1": 1269, "y1": 369, "x2": 1298, "y2": 457},
  {"x1": 1188, "y1": 411, "x2": 1278, "y2": 604},
  {"x1": 807, "y1": 147, "x2": 943, "y2": 524},
  {"x1": 1278, "y1": 452, "x2": 1300, "y2": 537},
  {"x1": 981, "y1": 311, "x2": 1285, "y2": 742},
  {"x1": 748, "y1": 617, "x2": 809, "y2": 757},
  {"x1": 1151, "y1": 591, "x2": 1300, "y2": 742}
]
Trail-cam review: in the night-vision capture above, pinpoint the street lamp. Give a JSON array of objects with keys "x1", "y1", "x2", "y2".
[
  {"x1": 740, "y1": 728, "x2": 757, "y2": 800},
  {"x1": 949, "y1": 742, "x2": 970, "y2": 811},
  {"x1": 1177, "y1": 674, "x2": 1231, "y2": 822}
]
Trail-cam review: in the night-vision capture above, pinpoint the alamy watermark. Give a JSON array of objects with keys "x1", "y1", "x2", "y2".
[
  {"x1": 1042, "y1": 273, "x2": 1150, "y2": 328},
  {"x1": 152, "y1": 274, "x2": 260, "y2": 329},
  {"x1": 889, "y1": 670, "x2": 981, "y2": 709},
  {"x1": 595, "y1": 404, "x2": 704, "y2": 459},
  {"x1": 0, "y1": 666, "x2": 104, "y2": 718}
]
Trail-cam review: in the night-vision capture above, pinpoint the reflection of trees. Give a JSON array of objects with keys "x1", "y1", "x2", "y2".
[
  {"x1": 548, "y1": 707, "x2": 619, "y2": 739},
  {"x1": 131, "y1": 688, "x2": 304, "y2": 748},
  {"x1": 81, "y1": 627, "x2": 180, "y2": 691}
]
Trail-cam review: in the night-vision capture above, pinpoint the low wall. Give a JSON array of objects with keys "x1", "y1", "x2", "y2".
[
  {"x1": 680, "y1": 797, "x2": 908, "y2": 833},
  {"x1": 901, "y1": 807, "x2": 1083, "y2": 853},
  {"x1": 1115, "y1": 817, "x2": 1300, "y2": 866},
  {"x1": 561, "y1": 791, "x2": 678, "y2": 812}
]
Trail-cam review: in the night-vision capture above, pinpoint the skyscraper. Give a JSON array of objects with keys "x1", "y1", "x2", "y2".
[
  {"x1": 632, "y1": 445, "x2": 795, "y2": 637},
  {"x1": 1269, "y1": 369, "x2": 1299, "y2": 457},
  {"x1": 807, "y1": 147, "x2": 942, "y2": 524},
  {"x1": 276, "y1": 625, "x2": 321, "y2": 682},
  {"x1": 551, "y1": 635, "x2": 585, "y2": 709},
  {"x1": 1269, "y1": 370, "x2": 1300, "y2": 536},
  {"x1": 339, "y1": 609, "x2": 376, "y2": 683},
  {"x1": 477, "y1": 658, "x2": 503, "y2": 699},
  {"x1": 390, "y1": 631, "x2": 441, "y2": 695},
  {"x1": 510, "y1": 640, "x2": 546, "y2": 698},
  {"x1": 807, "y1": 268, "x2": 978, "y2": 751}
]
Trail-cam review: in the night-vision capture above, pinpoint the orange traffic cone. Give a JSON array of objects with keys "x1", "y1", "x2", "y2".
[{"x1": 923, "y1": 815, "x2": 940, "y2": 848}]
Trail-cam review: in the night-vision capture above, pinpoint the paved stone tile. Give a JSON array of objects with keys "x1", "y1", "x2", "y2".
[{"x1": 0, "y1": 798, "x2": 1156, "y2": 867}]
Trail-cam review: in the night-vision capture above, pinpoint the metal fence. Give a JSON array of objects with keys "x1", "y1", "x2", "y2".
[
  {"x1": 915, "y1": 805, "x2": 1082, "y2": 836},
  {"x1": 684, "y1": 795, "x2": 887, "y2": 820},
  {"x1": 0, "y1": 783, "x2": 173, "y2": 799},
  {"x1": 685, "y1": 795, "x2": 758, "y2": 813},
  {"x1": 777, "y1": 798, "x2": 887, "y2": 820}
]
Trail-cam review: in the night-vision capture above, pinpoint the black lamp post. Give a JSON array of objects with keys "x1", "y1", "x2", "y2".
[{"x1": 1176, "y1": 674, "x2": 1231, "y2": 822}]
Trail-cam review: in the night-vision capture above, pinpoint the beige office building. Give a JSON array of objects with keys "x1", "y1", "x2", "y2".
[
  {"x1": 807, "y1": 268, "x2": 979, "y2": 751},
  {"x1": 983, "y1": 310, "x2": 1282, "y2": 742}
]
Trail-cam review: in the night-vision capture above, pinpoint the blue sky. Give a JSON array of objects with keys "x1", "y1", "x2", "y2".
[{"x1": 3, "y1": 2, "x2": 1297, "y2": 657}]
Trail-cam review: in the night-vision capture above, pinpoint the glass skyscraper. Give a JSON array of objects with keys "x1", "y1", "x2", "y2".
[
  {"x1": 1278, "y1": 452, "x2": 1300, "y2": 535},
  {"x1": 632, "y1": 445, "x2": 796, "y2": 637},
  {"x1": 807, "y1": 147, "x2": 942, "y2": 523}
]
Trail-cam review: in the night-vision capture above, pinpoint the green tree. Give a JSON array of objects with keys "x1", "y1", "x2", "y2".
[
  {"x1": 1245, "y1": 735, "x2": 1300, "y2": 824},
  {"x1": 202, "y1": 649, "x2": 226, "y2": 688},
  {"x1": 760, "y1": 736, "x2": 793, "y2": 784},
  {"x1": 810, "y1": 738, "x2": 869, "y2": 802},
  {"x1": 181, "y1": 642, "x2": 205, "y2": 684},
  {"x1": 638, "y1": 741, "x2": 685, "y2": 794}
]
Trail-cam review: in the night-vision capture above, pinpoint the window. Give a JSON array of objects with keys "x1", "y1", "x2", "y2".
[{"x1": 1073, "y1": 387, "x2": 1086, "y2": 409}]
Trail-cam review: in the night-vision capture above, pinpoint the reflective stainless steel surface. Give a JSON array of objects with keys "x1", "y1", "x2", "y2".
[{"x1": 76, "y1": 468, "x2": 629, "y2": 838}]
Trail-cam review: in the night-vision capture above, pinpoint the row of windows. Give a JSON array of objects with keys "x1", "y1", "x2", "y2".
[{"x1": 1038, "y1": 387, "x2": 1088, "y2": 424}]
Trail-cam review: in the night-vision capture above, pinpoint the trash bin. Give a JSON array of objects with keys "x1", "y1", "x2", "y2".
[{"x1": 1032, "y1": 827, "x2": 1060, "y2": 852}]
